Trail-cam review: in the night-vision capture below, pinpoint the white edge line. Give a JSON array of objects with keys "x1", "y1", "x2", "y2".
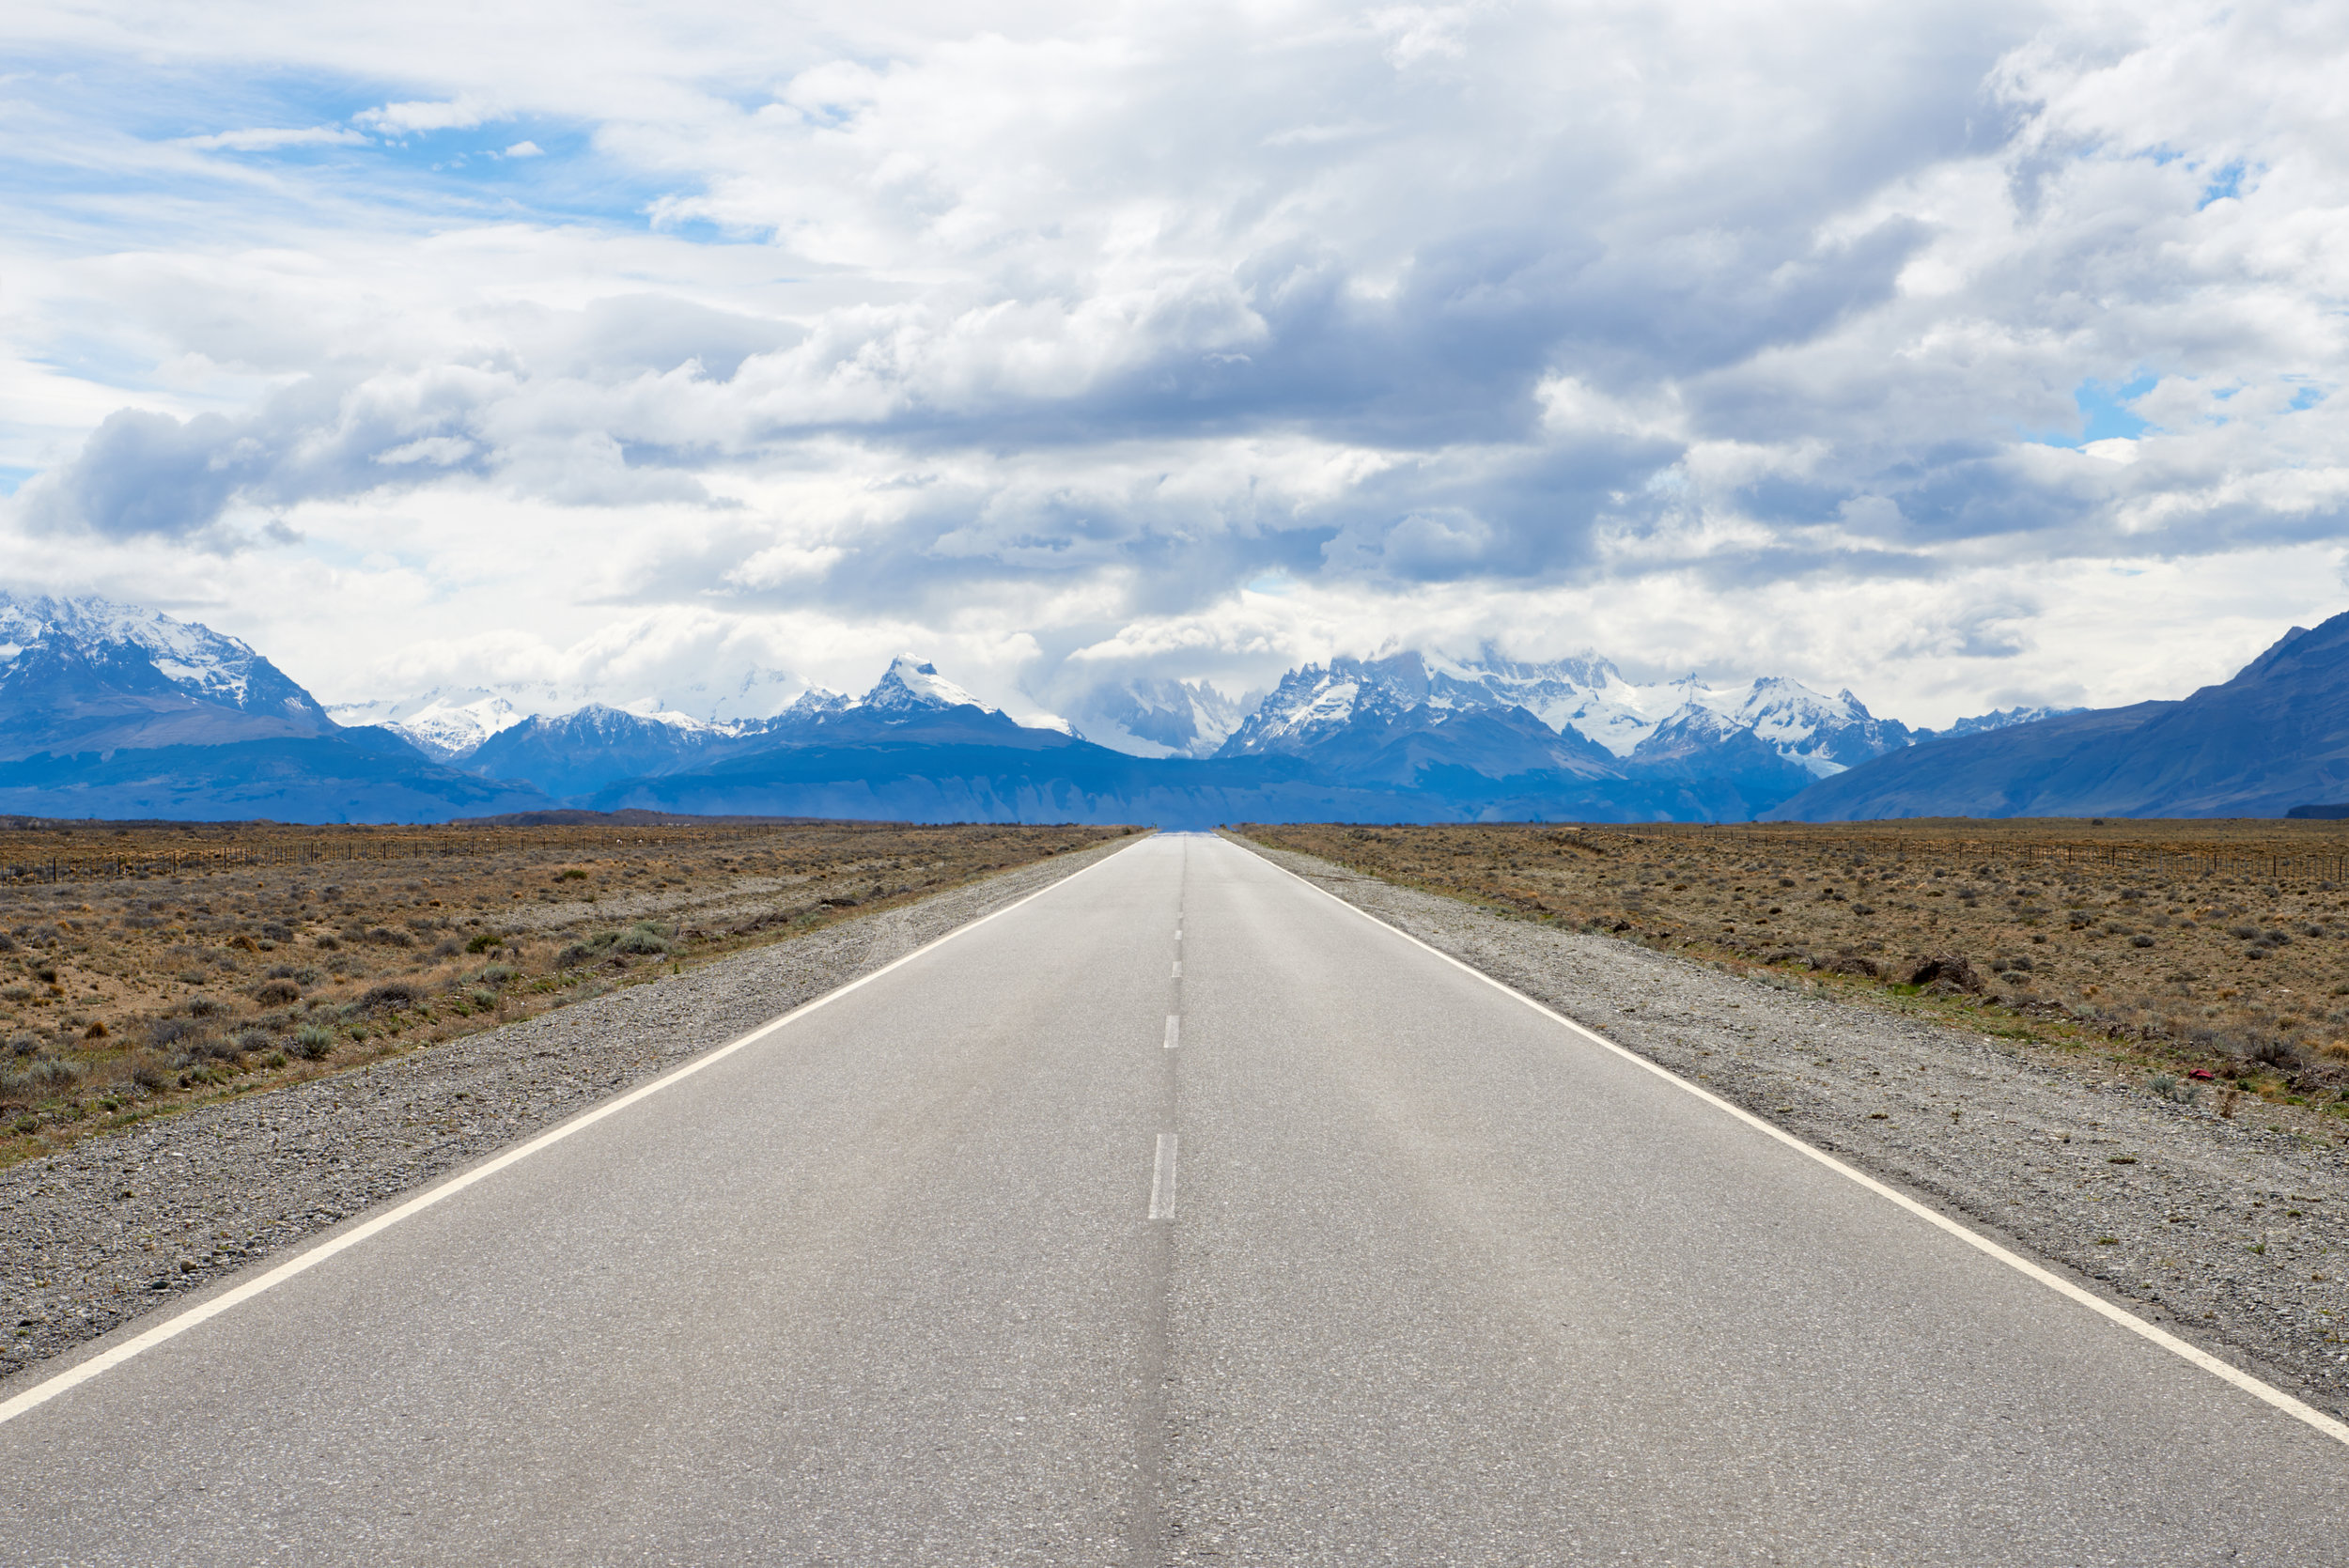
[
  {"x1": 0, "y1": 836, "x2": 1146, "y2": 1431},
  {"x1": 1244, "y1": 841, "x2": 2349, "y2": 1452}
]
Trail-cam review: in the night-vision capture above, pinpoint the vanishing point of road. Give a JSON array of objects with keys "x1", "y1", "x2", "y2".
[{"x1": 5, "y1": 833, "x2": 2345, "y2": 1564}]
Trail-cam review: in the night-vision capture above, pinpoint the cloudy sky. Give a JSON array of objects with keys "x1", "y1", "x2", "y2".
[{"x1": 2, "y1": 0, "x2": 2343, "y2": 729}]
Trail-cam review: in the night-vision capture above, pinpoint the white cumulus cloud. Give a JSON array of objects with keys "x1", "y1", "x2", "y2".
[{"x1": 353, "y1": 98, "x2": 495, "y2": 134}]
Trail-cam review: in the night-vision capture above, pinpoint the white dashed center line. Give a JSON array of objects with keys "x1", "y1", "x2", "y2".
[
  {"x1": 1163, "y1": 1015, "x2": 1180, "y2": 1049},
  {"x1": 1148, "y1": 1134, "x2": 1178, "y2": 1220}
]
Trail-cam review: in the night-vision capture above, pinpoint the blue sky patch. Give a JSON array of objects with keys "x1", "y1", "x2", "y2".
[
  {"x1": 2028, "y1": 376, "x2": 2154, "y2": 449},
  {"x1": 0, "y1": 53, "x2": 686, "y2": 241},
  {"x1": 2199, "y1": 161, "x2": 2247, "y2": 209}
]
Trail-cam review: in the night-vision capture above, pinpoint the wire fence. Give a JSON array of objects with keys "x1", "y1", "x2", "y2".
[
  {"x1": 1579, "y1": 825, "x2": 2349, "y2": 887},
  {"x1": 0, "y1": 826, "x2": 787, "y2": 886}
]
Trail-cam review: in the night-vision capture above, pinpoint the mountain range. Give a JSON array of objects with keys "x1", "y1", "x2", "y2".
[
  {"x1": 349, "y1": 645, "x2": 1958, "y2": 822},
  {"x1": 0, "y1": 588, "x2": 2322, "y2": 824},
  {"x1": 351, "y1": 647, "x2": 1977, "y2": 779}
]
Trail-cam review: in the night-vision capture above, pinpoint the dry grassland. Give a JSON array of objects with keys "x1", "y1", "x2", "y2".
[
  {"x1": 0, "y1": 818, "x2": 1130, "y2": 1166},
  {"x1": 1244, "y1": 817, "x2": 2349, "y2": 1128}
]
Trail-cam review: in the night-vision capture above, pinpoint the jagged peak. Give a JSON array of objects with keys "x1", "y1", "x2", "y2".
[
  {"x1": 862, "y1": 654, "x2": 994, "y2": 714},
  {"x1": 1645, "y1": 701, "x2": 1745, "y2": 740},
  {"x1": 784, "y1": 685, "x2": 852, "y2": 716}
]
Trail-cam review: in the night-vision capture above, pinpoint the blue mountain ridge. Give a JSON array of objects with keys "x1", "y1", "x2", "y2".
[
  {"x1": 1765, "y1": 611, "x2": 2349, "y2": 821},
  {"x1": 582, "y1": 704, "x2": 1793, "y2": 830},
  {"x1": 464, "y1": 705, "x2": 739, "y2": 800},
  {"x1": 0, "y1": 731, "x2": 552, "y2": 825}
]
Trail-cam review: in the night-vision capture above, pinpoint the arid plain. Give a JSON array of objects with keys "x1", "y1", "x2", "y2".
[
  {"x1": 1244, "y1": 818, "x2": 2349, "y2": 1129},
  {"x1": 0, "y1": 818, "x2": 1129, "y2": 1166}
]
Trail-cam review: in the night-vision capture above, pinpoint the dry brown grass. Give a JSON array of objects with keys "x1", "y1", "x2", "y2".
[
  {"x1": 0, "y1": 818, "x2": 1132, "y2": 1166},
  {"x1": 1241, "y1": 817, "x2": 2349, "y2": 1121}
]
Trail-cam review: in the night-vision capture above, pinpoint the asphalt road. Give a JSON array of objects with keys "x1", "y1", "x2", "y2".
[{"x1": 6, "y1": 832, "x2": 2347, "y2": 1565}]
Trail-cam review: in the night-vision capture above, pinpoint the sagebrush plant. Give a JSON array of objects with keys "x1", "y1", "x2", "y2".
[{"x1": 612, "y1": 923, "x2": 671, "y2": 955}]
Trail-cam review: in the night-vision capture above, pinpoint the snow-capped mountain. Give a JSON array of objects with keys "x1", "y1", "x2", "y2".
[
  {"x1": 334, "y1": 653, "x2": 1051, "y2": 794},
  {"x1": 427, "y1": 655, "x2": 1067, "y2": 800},
  {"x1": 777, "y1": 686, "x2": 852, "y2": 721},
  {"x1": 1418, "y1": 652, "x2": 1667, "y2": 753},
  {"x1": 325, "y1": 689, "x2": 531, "y2": 761},
  {"x1": 1216, "y1": 647, "x2": 1701, "y2": 756},
  {"x1": 329, "y1": 682, "x2": 768, "y2": 760},
  {"x1": 860, "y1": 656, "x2": 994, "y2": 717},
  {"x1": 1221, "y1": 650, "x2": 1657, "y2": 759},
  {"x1": 337, "y1": 654, "x2": 1004, "y2": 761},
  {"x1": 1217, "y1": 649, "x2": 1915, "y2": 780},
  {"x1": 0, "y1": 593, "x2": 555, "y2": 819},
  {"x1": 1701, "y1": 676, "x2": 1914, "y2": 777},
  {"x1": 0, "y1": 593, "x2": 337, "y2": 759},
  {"x1": 465, "y1": 703, "x2": 749, "y2": 798},
  {"x1": 0, "y1": 594, "x2": 330, "y2": 724},
  {"x1": 1421, "y1": 652, "x2": 1915, "y2": 774},
  {"x1": 1218, "y1": 653, "x2": 1440, "y2": 756}
]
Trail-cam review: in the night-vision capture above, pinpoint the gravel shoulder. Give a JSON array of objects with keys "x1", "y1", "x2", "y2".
[
  {"x1": 0, "y1": 835, "x2": 1138, "y2": 1389},
  {"x1": 1236, "y1": 835, "x2": 2349, "y2": 1421}
]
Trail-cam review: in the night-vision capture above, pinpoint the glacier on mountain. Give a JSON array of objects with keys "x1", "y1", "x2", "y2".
[
  {"x1": 1066, "y1": 677, "x2": 1253, "y2": 759},
  {"x1": 325, "y1": 690, "x2": 531, "y2": 761}
]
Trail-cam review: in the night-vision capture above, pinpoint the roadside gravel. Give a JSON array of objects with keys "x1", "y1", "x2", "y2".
[
  {"x1": 1239, "y1": 837, "x2": 2349, "y2": 1422},
  {"x1": 0, "y1": 836, "x2": 1136, "y2": 1390}
]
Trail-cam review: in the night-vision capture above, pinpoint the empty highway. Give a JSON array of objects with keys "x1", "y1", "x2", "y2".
[{"x1": 4, "y1": 832, "x2": 2346, "y2": 1564}]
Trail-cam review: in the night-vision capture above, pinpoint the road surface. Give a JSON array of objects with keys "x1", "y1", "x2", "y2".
[{"x1": 4, "y1": 831, "x2": 2345, "y2": 1564}]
